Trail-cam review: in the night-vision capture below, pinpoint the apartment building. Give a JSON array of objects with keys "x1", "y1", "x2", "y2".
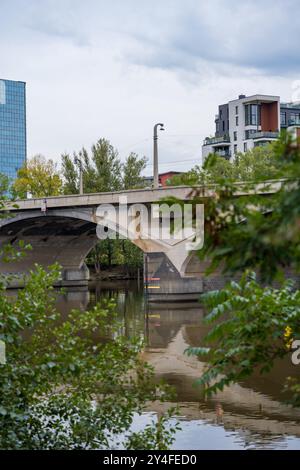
[{"x1": 202, "y1": 94, "x2": 300, "y2": 161}]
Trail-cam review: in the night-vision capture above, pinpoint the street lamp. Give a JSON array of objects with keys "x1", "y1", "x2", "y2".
[
  {"x1": 153, "y1": 123, "x2": 165, "y2": 189},
  {"x1": 74, "y1": 156, "x2": 83, "y2": 195}
]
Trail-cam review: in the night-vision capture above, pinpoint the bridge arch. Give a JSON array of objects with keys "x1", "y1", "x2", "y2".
[
  {"x1": 0, "y1": 206, "x2": 204, "y2": 297},
  {"x1": 0, "y1": 212, "x2": 97, "y2": 284},
  {"x1": 0, "y1": 208, "x2": 168, "y2": 286}
]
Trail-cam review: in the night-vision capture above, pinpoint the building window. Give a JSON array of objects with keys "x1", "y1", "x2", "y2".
[
  {"x1": 280, "y1": 111, "x2": 286, "y2": 126},
  {"x1": 236, "y1": 116, "x2": 239, "y2": 126},
  {"x1": 244, "y1": 142, "x2": 248, "y2": 152},
  {"x1": 245, "y1": 129, "x2": 257, "y2": 140},
  {"x1": 0, "y1": 80, "x2": 26, "y2": 181},
  {"x1": 216, "y1": 121, "x2": 219, "y2": 133},
  {"x1": 233, "y1": 131, "x2": 237, "y2": 141},
  {"x1": 245, "y1": 104, "x2": 261, "y2": 126},
  {"x1": 234, "y1": 144, "x2": 237, "y2": 154},
  {"x1": 289, "y1": 113, "x2": 300, "y2": 125},
  {"x1": 235, "y1": 105, "x2": 239, "y2": 115},
  {"x1": 222, "y1": 121, "x2": 225, "y2": 131}
]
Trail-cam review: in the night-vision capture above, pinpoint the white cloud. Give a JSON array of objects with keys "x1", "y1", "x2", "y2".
[{"x1": 0, "y1": 0, "x2": 298, "y2": 174}]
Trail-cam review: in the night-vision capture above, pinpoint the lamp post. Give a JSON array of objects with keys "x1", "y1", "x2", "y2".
[
  {"x1": 153, "y1": 123, "x2": 165, "y2": 189},
  {"x1": 74, "y1": 156, "x2": 83, "y2": 195}
]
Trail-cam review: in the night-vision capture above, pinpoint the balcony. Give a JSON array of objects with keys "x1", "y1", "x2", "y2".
[
  {"x1": 281, "y1": 102, "x2": 300, "y2": 109},
  {"x1": 203, "y1": 135, "x2": 230, "y2": 146},
  {"x1": 251, "y1": 131, "x2": 279, "y2": 140},
  {"x1": 215, "y1": 150, "x2": 231, "y2": 160},
  {"x1": 288, "y1": 118, "x2": 300, "y2": 126}
]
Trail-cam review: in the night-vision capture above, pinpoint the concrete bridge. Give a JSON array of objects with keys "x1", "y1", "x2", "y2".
[{"x1": 0, "y1": 183, "x2": 280, "y2": 300}]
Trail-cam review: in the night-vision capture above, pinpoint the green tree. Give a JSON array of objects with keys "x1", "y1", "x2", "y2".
[
  {"x1": 0, "y1": 194, "x2": 177, "y2": 449},
  {"x1": 12, "y1": 155, "x2": 62, "y2": 199},
  {"x1": 0, "y1": 263, "x2": 176, "y2": 449},
  {"x1": 121, "y1": 240, "x2": 143, "y2": 276},
  {"x1": 92, "y1": 139, "x2": 122, "y2": 192},
  {"x1": 122, "y1": 153, "x2": 147, "y2": 190},
  {"x1": 61, "y1": 153, "x2": 79, "y2": 195},
  {"x1": 61, "y1": 139, "x2": 122, "y2": 194},
  {"x1": 86, "y1": 242, "x2": 102, "y2": 275},
  {"x1": 185, "y1": 133, "x2": 300, "y2": 406},
  {"x1": 62, "y1": 141, "x2": 147, "y2": 275},
  {"x1": 86, "y1": 239, "x2": 143, "y2": 278},
  {"x1": 168, "y1": 143, "x2": 279, "y2": 186},
  {"x1": 61, "y1": 140, "x2": 147, "y2": 195},
  {"x1": 187, "y1": 273, "x2": 300, "y2": 400},
  {"x1": 0, "y1": 173, "x2": 11, "y2": 197},
  {"x1": 191, "y1": 138, "x2": 299, "y2": 281},
  {"x1": 167, "y1": 168, "x2": 199, "y2": 186}
]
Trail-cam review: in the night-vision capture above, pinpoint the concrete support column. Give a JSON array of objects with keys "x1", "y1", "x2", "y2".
[
  {"x1": 61, "y1": 263, "x2": 90, "y2": 287},
  {"x1": 144, "y1": 252, "x2": 203, "y2": 302}
]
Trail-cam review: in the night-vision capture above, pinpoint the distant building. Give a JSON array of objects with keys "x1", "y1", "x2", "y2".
[
  {"x1": 202, "y1": 93, "x2": 300, "y2": 161},
  {"x1": 144, "y1": 171, "x2": 182, "y2": 188},
  {"x1": 280, "y1": 101, "x2": 300, "y2": 129},
  {"x1": 0, "y1": 79, "x2": 27, "y2": 181}
]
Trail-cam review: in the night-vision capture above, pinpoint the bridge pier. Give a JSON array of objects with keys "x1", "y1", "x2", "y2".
[
  {"x1": 144, "y1": 253, "x2": 203, "y2": 302},
  {"x1": 60, "y1": 263, "x2": 90, "y2": 287}
]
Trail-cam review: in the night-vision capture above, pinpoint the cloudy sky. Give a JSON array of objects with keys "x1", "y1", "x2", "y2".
[{"x1": 1, "y1": 0, "x2": 300, "y2": 174}]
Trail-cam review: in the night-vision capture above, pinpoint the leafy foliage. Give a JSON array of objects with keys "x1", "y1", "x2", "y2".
[
  {"x1": 185, "y1": 134, "x2": 300, "y2": 406},
  {"x1": 12, "y1": 155, "x2": 62, "y2": 199},
  {"x1": 0, "y1": 173, "x2": 11, "y2": 197},
  {"x1": 0, "y1": 262, "x2": 175, "y2": 449},
  {"x1": 125, "y1": 408, "x2": 181, "y2": 450},
  {"x1": 86, "y1": 239, "x2": 143, "y2": 277},
  {"x1": 189, "y1": 134, "x2": 300, "y2": 282},
  {"x1": 61, "y1": 139, "x2": 147, "y2": 195},
  {"x1": 60, "y1": 152, "x2": 78, "y2": 195},
  {"x1": 168, "y1": 142, "x2": 279, "y2": 186},
  {"x1": 186, "y1": 272, "x2": 300, "y2": 397},
  {"x1": 122, "y1": 152, "x2": 147, "y2": 190},
  {"x1": 61, "y1": 139, "x2": 147, "y2": 275}
]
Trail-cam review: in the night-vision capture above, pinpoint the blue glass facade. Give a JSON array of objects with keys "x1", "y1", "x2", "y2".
[{"x1": 0, "y1": 79, "x2": 26, "y2": 181}]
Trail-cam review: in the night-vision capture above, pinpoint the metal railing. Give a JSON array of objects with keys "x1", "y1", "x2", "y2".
[
  {"x1": 251, "y1": 131, "x2": 279, "y2": 140},
  {"x1": 203, "y1": 135, "x2": 230, "y2": 145},
  {"x1": 288, "y1": 118, "x2": 300, "y2": 126}
]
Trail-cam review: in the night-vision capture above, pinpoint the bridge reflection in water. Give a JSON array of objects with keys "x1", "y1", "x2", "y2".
[{"x1": 42, "y1": 281, "x2": 300, "y2": 449}]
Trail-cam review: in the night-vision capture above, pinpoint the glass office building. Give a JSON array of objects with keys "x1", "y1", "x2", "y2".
[{"x1": 0, "y1": 79, "x2": 26, "y2": 181}]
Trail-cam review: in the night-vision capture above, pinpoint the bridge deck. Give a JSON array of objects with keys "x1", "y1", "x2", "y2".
[{"x1": 3, "y1": 181, "x2": 281, "y2": 211}]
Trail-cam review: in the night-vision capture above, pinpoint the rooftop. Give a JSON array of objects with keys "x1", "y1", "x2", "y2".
[
  {"x1": 280, "y1": 102, "x2": 300, "y2": 109},
  {"x1": 0, "y1": 78, "x2": 26, "y2": 84},
  {"x1": 229, "y1": 94, "x2": 280, "y2": 104}
]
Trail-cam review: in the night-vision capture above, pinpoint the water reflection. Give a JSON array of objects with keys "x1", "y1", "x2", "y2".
[{"x1": 50, "y1": 281, "x2": 300, "y2": 449}]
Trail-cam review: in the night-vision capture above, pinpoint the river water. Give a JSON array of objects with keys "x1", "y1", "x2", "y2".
[{"x1": 55, "y1": 280, "x2": 300, "y2": 450}]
